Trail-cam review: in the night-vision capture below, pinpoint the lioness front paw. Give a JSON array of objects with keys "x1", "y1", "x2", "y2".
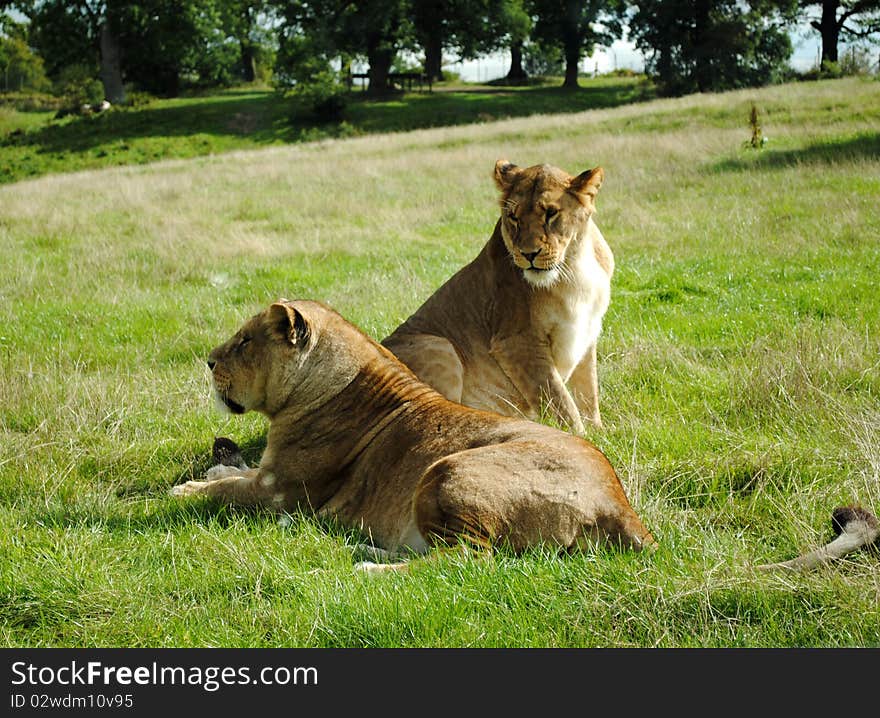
[
  {"x1": 205, "y1": 464, "x2": 241, "y2": 482},
  {"x1": 353, "y1": 561, "x2": 385, "y2": 575},
  {"x1": 170, "y1": 480, "x2": 207, "y2": 497},
  {"x1": 353, "y1": 560, "x2": 409, "y2": 575},
  {"x1": 584, "y1": 414, "x2": 603, "y2": 430}
]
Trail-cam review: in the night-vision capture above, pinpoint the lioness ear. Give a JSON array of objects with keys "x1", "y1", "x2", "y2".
[
  {"x1": 267, "y1": 302, "x2": 310, "y2": 347},
  {"x1": 494, "y1": 159, "x2": 521, "y2": 191},
  {"x1": 569, "y1": 167, "x2": 604, "y2": 200}
]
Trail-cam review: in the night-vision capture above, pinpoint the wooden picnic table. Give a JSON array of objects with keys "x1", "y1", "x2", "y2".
[{"x1": 347, "y1": 72, "x2": 433, "y2": 93}]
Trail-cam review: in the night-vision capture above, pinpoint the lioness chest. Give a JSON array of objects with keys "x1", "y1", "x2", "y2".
[{"x1": 535, "y1": 239, "x2": 611, "y2": 381}]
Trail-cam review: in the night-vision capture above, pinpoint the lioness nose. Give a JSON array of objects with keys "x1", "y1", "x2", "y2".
[
  {"x1": 523, "y1": 250, "x2": 540, "y2": 263},
  {"x1": 207, "y1": 360, "x2": 216, "y2": 370}
]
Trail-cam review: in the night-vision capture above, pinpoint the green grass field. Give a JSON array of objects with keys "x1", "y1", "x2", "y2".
[{"x1": 1, "y1": 76, "x2": 878, "y2": 647}]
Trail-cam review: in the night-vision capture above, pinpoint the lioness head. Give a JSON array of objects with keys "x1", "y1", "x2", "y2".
[
  {"x1": 494, "y1": 160, "x2": 603, "y2": 288},
  {"x1": 207, "y1": 300, "x2": 365, "y2": 419}
]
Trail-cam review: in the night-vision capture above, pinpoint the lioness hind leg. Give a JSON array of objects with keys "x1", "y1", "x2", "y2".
[
  {"x1": 413, "y1": 443, "x2": 653, "y2": 553},
  {"x1": 382, "y1": 334, "x2": 464, "y2": 404},
  {"x1": 354, "y1": 560, "x2": 411, "y2": 575},
  {"x1": 205, "y1": 464, "x2": 257, "y2": 482},
  {"x1": 354, "y1": 544, "x2": 487, "y2": 576}
]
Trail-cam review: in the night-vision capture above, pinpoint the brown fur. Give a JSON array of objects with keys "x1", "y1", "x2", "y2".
[
  {"x1": 172, "y1": 300, "x2": 654, "y2": 571},
  {"x1": 382, "y1": 160, "x2": 614, "y2": 434}
]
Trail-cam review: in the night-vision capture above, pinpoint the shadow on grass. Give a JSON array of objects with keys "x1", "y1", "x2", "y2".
[
  {"x1": 712, "y1": 131, "x2": 880, "y2": 173},
  {"x1": 112, "y1": 432, "x2": 268, "y2": 501},
  {"x1": 1, "y1": 78, "x2": 655, "y2": 185},
  {"x1": 33, "y1": 482, "x2": 369, "y2": 555},
  {"x1": 343, "y1": 79, "x2": 655, "y2": 134},
  {"x1": 2, "y1": 92, "x2": 298, "y2": 155}
]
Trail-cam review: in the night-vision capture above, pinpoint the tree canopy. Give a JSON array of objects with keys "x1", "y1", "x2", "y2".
[
  {"x1": 2, "y1": 0, "x2": 877, "y2": 102},
  {"x1": 530, "y1": 0, "x2": 623, "y2": 88},
  {"x1": 627, "y1": 0, "x2": 796, "y2": 95},
  {"x1": 799, "y1": 0, "x2": 880, "y2": 65}
]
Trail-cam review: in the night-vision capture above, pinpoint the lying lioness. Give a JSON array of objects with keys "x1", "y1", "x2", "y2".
[{"x1": 171, "y1": 300, "x2": 655, "y2": 571}]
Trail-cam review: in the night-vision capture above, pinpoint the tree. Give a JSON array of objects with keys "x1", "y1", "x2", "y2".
[
  {"x1": 0, "y1": 16, "x2": 50, "y2": 91},
  {"x1": 627, "y1": 0, "x2": 796, "y2": 96},
  {"x1": 355, "y1": 0, "x2": 412, "y2": 94},
  {"x1": 411, "y1": 0, "x2": 455, "y2": 82},
  {"x1": 409, "y1": 0, "x2": 527, "y2": 82},
  {"x1": 529, "y1": 0, "x2": 623, "y2": 88},
  {"x1": 21, "y1": 0, "x2": 257, "y2": 98},
  {"x1": 491, "y1": 0, "x2": 532, "y2": 83},
  {"x1": 799, "y1": 1, "x2": 880, "y2": 66},
  {"x1": 219, "y1": 1, "x2": 277, "y2": 82},
  {"x1": 274, "y1": 0, "x2": 413, "y2": 96},
  {"x1": 98, "y1": 11, "x2": 123, "y2": 101},
  {"x1": 116, "y1": 1, "x2": 229, "y2": 95}
]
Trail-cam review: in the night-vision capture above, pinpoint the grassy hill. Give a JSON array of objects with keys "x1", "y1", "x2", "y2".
[
  {"x1": 1, "y1": 76, "x2": 878, "y2": 647},
  {"x1": 0, "y1": 76, "x2": 651, "y2": 185}
]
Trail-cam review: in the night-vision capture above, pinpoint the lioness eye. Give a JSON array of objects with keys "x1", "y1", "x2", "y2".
[
  {"x1": 238, "y1": 336, "x2": 251, "y2": 349},
  {"x1": 546, "y1": 208, "x2": 558, "y2": 222},
  {"x1": 508, "y1": 214, "x2": 519, "y2": 224}
]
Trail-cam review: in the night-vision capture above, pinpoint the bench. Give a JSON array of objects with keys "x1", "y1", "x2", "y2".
[{"x1": 347, "y1": 72, "x2": 433, "y2": 93}]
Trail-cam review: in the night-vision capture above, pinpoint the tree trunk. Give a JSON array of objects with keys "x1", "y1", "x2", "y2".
[
  {"x1": 818, "y1": 0, "x2": 840, "y2": 65},
  {"x1": 506, "y1": 40, "x2": 528, "y2": 82},
  {"x1": 240, "y1": 41, "x2": 257, "y2": 82},
  {"x1": 423, "y1": 34, "x2": 443, "y2": 82},
  {"x1": 563, "y1": 44, "x2": 580, "y2": 88},
  {"x1": 561, "y1": 0, "x2": 581, "y2": 90},
  {"x1": 367, "y1": 47, "x2": 394, "y2": 96},
  {"x1": 99, "y1": 22, "x2": 125, "y2": 104},
  {"x1": 157, "y1": 67, "x2": 180, "y2": 97},
  {"x1": 692, "y1": 0, "x2": 711, "y2": 93}
]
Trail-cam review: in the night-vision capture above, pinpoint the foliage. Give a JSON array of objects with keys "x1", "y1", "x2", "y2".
[
  {"x1": 218, "y1": 0, "x2": 278, "y2": 82},
  {"x1": 522, "y1": 40, "x2": 564, "y2": 77},
  {"x1": 118, "y1": 1, "x2": 225, "y2": 95},
  {"x1": 409, "y1": 0, "x2": 530, "y2": 79},
  {"x1": 497, "y1": 0, "x2": 532, "y2": 46},
  {"x1": 25, "y1": 0, "x2": 97, "y2": 80},
  {"x1": 798, "y1": 0, "x2": 880, "y2": 65},
  {"x1": 0, "y1": 28, "x2": 51, "y2": 92},
  {"x1": 188, "y1": 23, "x2": 241, "y2": 88},
  {"x1": 275, "y1": 0, "x2": 414, "y2": 95},
  {"x1": 23, "y1": 1, "x2": 276, "y2": 97},
  {"x1": 12, "y1": 0, "x2": 844, "y2": 101},
  {"x1": 835, "y1": 44, "x2": 878, "y2": 74},
  {"x1": 745, "y1": 102, "x2": 767, "y2": 148},
  {"x1": 272, "y1": 25, "x2": 337, "y2": 93},
  {"x1": 54, "y1": 62, "x2": 104, "y2": 108},
  {"x1": 627, "y1": 0, "x2": 797, "y2": 96},
  {"x1": 0, "y1": 89, "x2": 60, "y2": 111},
  {"x1": 528, "y1": 0, "x2": 623, "y2": 87},
  {"x1": 794, "y1": 43, "x2": 878, "y2": 80},
  {"x1": 293, "y1": 69, "x2": 347, "y2": 122}
]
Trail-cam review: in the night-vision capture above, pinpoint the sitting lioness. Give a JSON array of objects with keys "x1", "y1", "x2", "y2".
[
  {"x1": 172, "y1": 300, "x2": 655, "y2": 571},
  {"x1": 382, "y1": 159, "x2": 613, "y2": 434}
]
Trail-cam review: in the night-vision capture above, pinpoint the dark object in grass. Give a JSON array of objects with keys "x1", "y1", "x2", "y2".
[
  {"x1": 758, "y1": 506, "x2": 880, "y2": 571},
  {"x1": 212, "y1": 436, "x2": 248, "y2": 470},
  {"x1": 748, "y1": 103, "x2": 764, "y2": 149}
]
